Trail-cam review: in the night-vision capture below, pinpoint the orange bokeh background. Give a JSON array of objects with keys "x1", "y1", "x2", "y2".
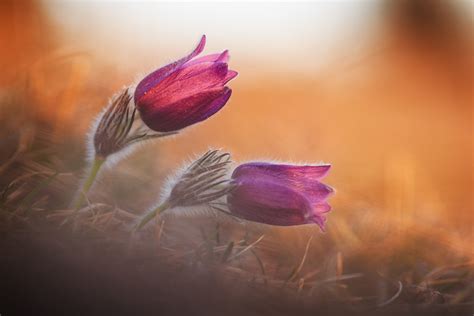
[{"x1": 1, "y1": 0, "x2": 472, "y2": 254}]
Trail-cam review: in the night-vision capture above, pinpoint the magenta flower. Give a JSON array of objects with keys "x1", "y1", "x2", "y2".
[
  {"x1": 227, "y1": 162, "x2": 334, "y2": 230},
  {"x1": 134, "y1": 35, "x2": 238, "y2": 132}
]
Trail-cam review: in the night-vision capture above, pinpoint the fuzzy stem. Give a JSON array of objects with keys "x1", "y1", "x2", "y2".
[
  {"x1": 134, "y1": 202, "x2": 170, "y2": 231},
  {"x1": 71, "y1": 156, "x2": 106, "y2": 210}
]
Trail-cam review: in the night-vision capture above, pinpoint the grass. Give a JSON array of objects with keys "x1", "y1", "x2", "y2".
[{"x1": 0, "y1": 88, "x2": 472, "y2": 316}]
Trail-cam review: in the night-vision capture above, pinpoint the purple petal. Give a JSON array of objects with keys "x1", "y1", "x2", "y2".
[
  {"x1": 142, "y1": 62, "x2": 233, "y2": 106},
  {"x1": 232, "y1": 163, "x2": 333, "y2": 202},
  {"x1": 223, "y1": 70, "x2": 238, "y2": 84},
  {"x1": 313, "y1": 202, "x2": 331, "y2": 214},
  {"x1": 307, "y1": 214, "x2": 327, "y2": 231},
  {"x1": 228, "y1": 179, "x2": 314, "y2": 226},
  {"x1": 300, "y1": 181, "x2": 334, "y2": 203},
  {"x1": 233, "y1": 163, "x2": 331, "y2": 182},
  {"x1": 184, "y1": 50, "x2": 230, "y2": 67},
  {"x1": 138, "y1": 87, "x2": 231, "y2": 132},
  {"x1": 135, "y1": 35, "x2": 206, "y2": 102}
]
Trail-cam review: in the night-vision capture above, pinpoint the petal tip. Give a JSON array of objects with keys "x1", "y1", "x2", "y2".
[
  {"x1": 220, "y1": 87, "x2": 232, "y2": 102},
  {"x1": 224, "y1": 70, "x2": 238, "y2": 84},
  {"x1": 195, "y1": 35, "x2": 206, "y2": 55},
  {"x1": 217, "y1": 50, "x2": 229, "y2": 62}
]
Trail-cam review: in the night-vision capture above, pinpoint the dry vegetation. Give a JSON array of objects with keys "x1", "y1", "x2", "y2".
[
  {"x1": 1, "y1": 1, "x2": 473, "y2": 315},
  {"x1": 0, "y1": 91, "x2": 472, "y2": 316}
]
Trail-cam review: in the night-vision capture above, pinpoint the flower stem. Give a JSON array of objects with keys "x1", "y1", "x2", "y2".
[
  {"x1": 71, "y1": 156, "x2": 106, "y2": 210},
  {"x1": 134, "y1": 202, "x2": 170, "y2": 231}
]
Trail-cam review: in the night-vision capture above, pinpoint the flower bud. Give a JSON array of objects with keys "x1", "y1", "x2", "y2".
[
  {"x1": 134, "y1": 35, "x2": 237, "y2": 132},
  {"x1": 91, "y1": 88, "x2": 173, "y2": 160}
]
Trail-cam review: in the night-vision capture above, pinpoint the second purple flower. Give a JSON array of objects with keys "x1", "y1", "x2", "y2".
[
  {"x1": 227, "y1": 162, "x2": 334, "y2": 230},
  {"x1": 134, "y1": 35, "x2": 238, "y2": 132}
]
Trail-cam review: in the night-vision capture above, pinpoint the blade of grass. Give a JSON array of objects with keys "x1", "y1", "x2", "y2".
[
  {"x1": 251, "y1": 248, "x2": 267, "y2": 285},
  {"x1": 227, "y1": 235, "x2": 265, "y2": 262},
  {"x1": 285, "y1": 236, "x2": 313, "y2": 283},
  {"x1": 377, "y1": 281, "x2": 403, "y2": 307},
  {"x1": 15, "y1": 171, "x2": 58, "y2": 216},
  {"x1": 215, "y1": 222, "x2": 220, "y2": 245},
  {"x1": 221, "y1": 241, "x2": 234, "y2": 263}
]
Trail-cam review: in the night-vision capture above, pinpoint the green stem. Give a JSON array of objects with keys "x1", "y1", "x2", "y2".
[
  {"x1": 134, "y1": 202, "x2": 170, "y2": 231},
  {"x1": 71, "y1": 156, "x2": 106, "y2": 210}
]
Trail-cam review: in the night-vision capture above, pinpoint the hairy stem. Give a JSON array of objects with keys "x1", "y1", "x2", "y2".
[
  {"x1": 71, "y1": 156, "x2": 106, "y2": 210},
  {"x1": 134, "y1": 202, "x2": 170, "y2": 231}
]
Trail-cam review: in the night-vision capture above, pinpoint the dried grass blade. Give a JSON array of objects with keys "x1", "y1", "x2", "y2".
[{"x1": 227, "y1": 235, "x2": 265, "y2": 262}]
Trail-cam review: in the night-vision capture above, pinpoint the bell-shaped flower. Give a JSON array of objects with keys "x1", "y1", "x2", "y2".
[
  {"x1": 227, "y1": 162, "x2": 334, "y2": 230},
  {"x1": 134, "y1": 35, "x2": 238, "y2": 132}
]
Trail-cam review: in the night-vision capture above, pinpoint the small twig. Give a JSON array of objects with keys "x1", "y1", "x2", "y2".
[
  {"x1": 250, "y1": 249, "x2": 267, "y2": 285},
  {"x1": 286, "y1": 236, "x2": 313, "y2": 283},
  {"x1": 309, "y1": 273, "x2": 364, "y2": 296},
  {"x1": 317, "y1": 273, "x2": 364, "y2": 284},
  {"x1": 221, "y1": 241, "x2": 235, "y2": 263},
  {"x1": 378, "y1": 281, "x2": 403, "y2": 307},
  {"x1": 227, "y1": 235, "x2": 265, "y2": 262}
]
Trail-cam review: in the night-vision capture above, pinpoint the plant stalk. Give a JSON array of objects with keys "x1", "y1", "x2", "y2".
[
  {"x1": 134, "y1": 202, "x2": 170, "y2": 231},
  {"x1": 71, "y1": 156, "x2": 106, "y2": 210}
]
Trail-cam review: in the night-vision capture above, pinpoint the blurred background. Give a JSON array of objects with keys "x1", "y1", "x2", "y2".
[
  {"x1": 0, "y1": 0, "x2": 472, "y2": 265},
  {"x1": 0, "y1": 1, "x2": 473, "y2": 313}
]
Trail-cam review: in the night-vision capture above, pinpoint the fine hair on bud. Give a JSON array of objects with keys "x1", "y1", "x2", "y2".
[
  {"x1": 165, "y1": 149, "x2": 236, "y2": 210},
  {"x1": 134, "y1": 149, "x2": 237, "y2": 231},
  {"x1": 88, "y1": 87, "x2": 176, "y2": 165}
]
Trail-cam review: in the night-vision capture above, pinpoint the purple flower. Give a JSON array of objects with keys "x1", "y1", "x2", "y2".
[
  {"x1": 227, "y1": 162, "x2": 334, "y2": 230},
  {"x1": 134, "y1": 35, "x2": 238, "y2": 132}
]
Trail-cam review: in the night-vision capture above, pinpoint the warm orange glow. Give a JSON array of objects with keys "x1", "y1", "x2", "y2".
[{"x1": 1, "y1": 0, "x2": 472, "y2": 256}]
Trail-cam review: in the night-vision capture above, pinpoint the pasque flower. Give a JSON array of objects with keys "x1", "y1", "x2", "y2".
[
  {"x1": 227, "y1": 162, "x2": 334, "y2": 230},
  {"x1": 70, "y1": 35, "x2": 236, "y2": 211},
  {"x1": 134, "y1": 35, "x2": 238, "y2": 132},
  {"x1": 70, "y1": 88, "x2": 174, "y2": 211}
]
